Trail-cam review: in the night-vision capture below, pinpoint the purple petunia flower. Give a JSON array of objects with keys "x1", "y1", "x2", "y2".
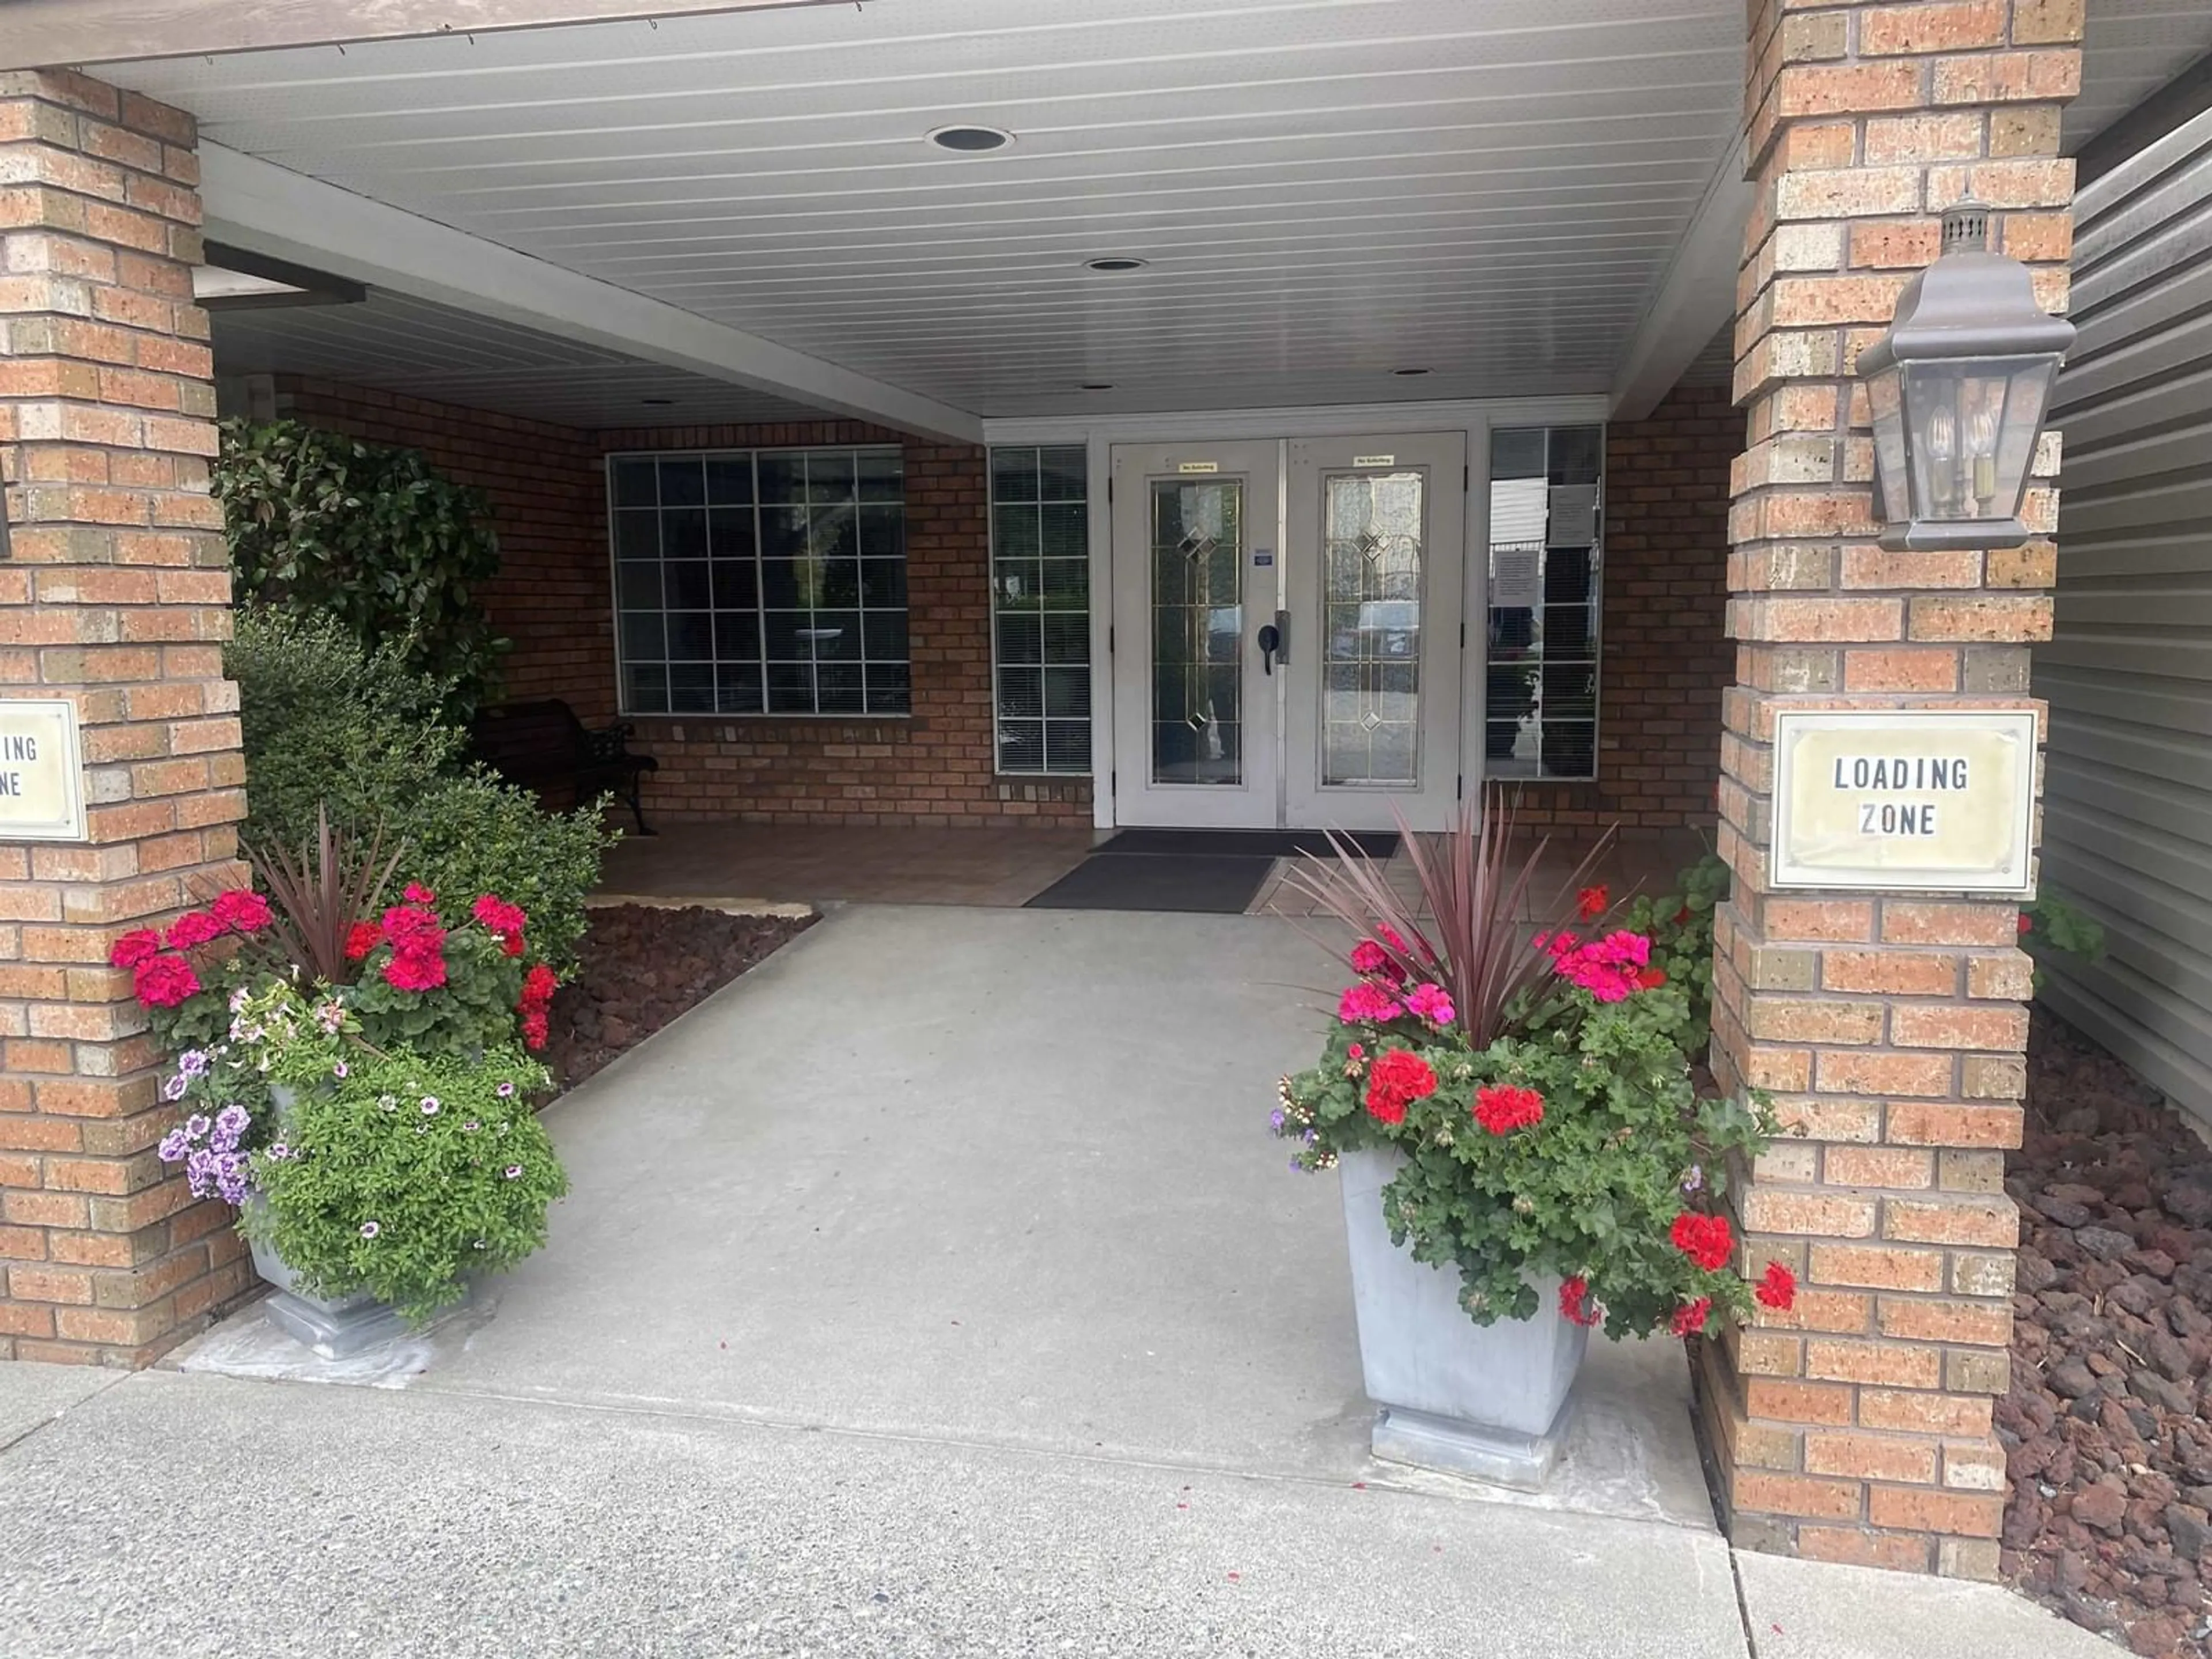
[
  {"x1": 332, "y1": 1060, "x2": 349, "y2": 1080},
  {"x1": 420, "y1": 1096, "x2": 440, "y2": 1116},
  {"x1": 177, "y1": 1049, "x2": 211, "y2": 1080},
  {"x1": 503, "y1": 1164, "x2": 523, "y2": 1180},
  {"x1": 494, "y1": 1081, "x2": 516, "y2": 1100},
  {"x1": 1682, "y1": 1164, "x2": 1705, "y2": 1195},
  {"x1": 184, "y1": 1113, "x2": 211, "y2": 1140},
  {"x1": 359, "y1": 1221, "x2": 380, "y2": 1239},
  {"x1": 463, "y1": 1120, "x2": 479, "y2": 1133},
  {"x1": 1269, "y1": 1109, "x2": 1286, "y2": 1132},
  {"x1": 157, "y1": 1128, "x2": 190, "y2": 1164},
  {"x1": 267, "y1": 1142, "x2": 290, "y2": 1160},
  {"x1": 160, "y1": 1073, "x2": 189, "y2": 1103},
  {"x1": 213, "y1": 1104, "x2": 249, "y2": 1143}
]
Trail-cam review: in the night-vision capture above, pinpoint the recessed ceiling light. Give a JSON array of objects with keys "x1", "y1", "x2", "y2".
[
  {"x1": 1083, "y1": 256, "x2": 1149, "y2": 273},
  {"x1": 927, "y1": 124, "x2": 1014, "y2": 153},
  {"x1": 1080, "y1": 382, "x2": 1114, "y2": 391},
  {"x1": 642, "y1": 397, "x2": 675, "y2": 406},
  {"x1": 1392, "y1": 368, "x2": 1431, "y2": 378}
]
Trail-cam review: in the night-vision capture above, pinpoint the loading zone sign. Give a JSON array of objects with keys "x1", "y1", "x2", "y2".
[
  {"x1": 1770, "y1": 709, "x2": 2036, "y2": 895},
  {"x1": 0, "y1": 700, "x2": 88, "y2": 842}
]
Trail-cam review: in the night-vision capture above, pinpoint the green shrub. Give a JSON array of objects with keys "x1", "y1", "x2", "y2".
[
  {"x1": 226, "y1": 601, "x2": 614, "y2": 968},
  {"x1": 388, "y1": 771, "x2": 612, "y2": 968},
  {"x1": 228, "y1": 605, "x2": 461, "y2": 851},
  {"x1": 214, "y1": 418, "x2": 507, "y2": 719}
]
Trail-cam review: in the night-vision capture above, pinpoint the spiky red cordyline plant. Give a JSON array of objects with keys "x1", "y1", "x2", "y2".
[
  {"x1": 245, "y1": 804, "x2": 402, "y2": 986},
  {"x1": 1283, "y1": 786, "x2": 1613, "y2": 1048}
]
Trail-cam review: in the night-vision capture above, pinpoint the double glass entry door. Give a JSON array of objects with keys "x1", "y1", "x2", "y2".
[{"x1": 1109, "y1": 434, "x2": 1467, "y2": 831}]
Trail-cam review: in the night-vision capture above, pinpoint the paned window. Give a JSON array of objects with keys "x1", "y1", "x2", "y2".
[
  {"x1": 608, "y1": 446, "x2": 908, "y2": 717},
  {"x1": 989, "y1": 445, "x2": 1092, "y2": 774},
  {"x1": 1484, "y1": 425, "x2": 1603, "y2": 779}
]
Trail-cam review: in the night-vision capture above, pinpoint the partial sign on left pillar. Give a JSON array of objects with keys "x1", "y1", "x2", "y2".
[{"x1": 0, "y1": 700, "x2": 89, "y2": 843}]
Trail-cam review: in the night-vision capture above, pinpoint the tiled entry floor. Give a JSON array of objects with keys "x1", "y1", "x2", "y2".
[
  {"x1": 599, "y1": 822, "x2": 1101, "y2": 908},
  {"x1": 598, "y1": 823, "x2": 1712, "y2": 915}
]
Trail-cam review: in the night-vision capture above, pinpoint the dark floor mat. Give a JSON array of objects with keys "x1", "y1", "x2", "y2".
[
  {"x1": 1093, "y1": 828, "x2": 1399, "y2": 859},
  {"x1": 1024, "y1": 852, "x2": 1275, "y2": 914}
]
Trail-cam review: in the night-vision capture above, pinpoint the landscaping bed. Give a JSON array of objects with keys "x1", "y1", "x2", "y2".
[
  {"x1": 543, "y1": 903, "x2": 815, "y2": 1090},
  {"x1": 2004, "y1": 1011, "x2": 2212, "y2": 1656}
]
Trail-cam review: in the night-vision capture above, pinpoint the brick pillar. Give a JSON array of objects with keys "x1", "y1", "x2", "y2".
[
  {"x1": 1705, "y1": 1, "x2": 2080, "y2": 1577},
  {"x1": 0, "y1": 70, "x2": 253, "y2": 1365}
]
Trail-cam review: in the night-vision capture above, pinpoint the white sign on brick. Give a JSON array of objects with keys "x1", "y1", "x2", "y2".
[
  {"x1": 0, "y1": 699, "x2": 88, "y2": 842},
  {"x1": 1770, "y1": 709, "x2": 2036, "y2": 895}
]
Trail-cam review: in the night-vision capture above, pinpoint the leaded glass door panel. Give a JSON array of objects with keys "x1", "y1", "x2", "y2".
[
  {"x1": 1282, "y1": 433, "x2": 1467, "y2": 832},
  {"x1": 1109, "y1": 442, "x2": 1281, "y2": 827}
]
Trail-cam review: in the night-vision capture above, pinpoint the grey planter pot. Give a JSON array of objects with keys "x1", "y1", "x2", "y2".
[
  {"x1": 1338, "y1": 1145, "x2": 1589, "y2": 1489},
  {"x1": 245, "y1": 1084, "x2": 409, "y2": 1360}
]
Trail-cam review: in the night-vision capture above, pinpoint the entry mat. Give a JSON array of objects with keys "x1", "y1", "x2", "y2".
[{"x1": 1024, "y1": 828, "x2": 1400, "y2": 914}]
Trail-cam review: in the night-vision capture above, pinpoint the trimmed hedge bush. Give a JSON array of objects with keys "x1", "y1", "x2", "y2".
[{"x1": 228, "y1": 604, "x2": 614, "y2": 966}]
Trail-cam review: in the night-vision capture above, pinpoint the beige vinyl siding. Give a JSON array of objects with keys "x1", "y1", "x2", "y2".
[{"x1": 2037, "y1": 103, "x2": 2212, "y2": 1121}]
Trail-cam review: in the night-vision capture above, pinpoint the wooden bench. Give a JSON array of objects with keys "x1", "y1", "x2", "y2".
[{"x1": 469, "y1": 699, "x2": 657, "y2": 835}]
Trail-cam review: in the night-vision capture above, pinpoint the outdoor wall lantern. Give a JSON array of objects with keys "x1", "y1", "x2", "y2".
[{"x1": 1862, "y1": 201, "x2": 2075, "y2": 552}]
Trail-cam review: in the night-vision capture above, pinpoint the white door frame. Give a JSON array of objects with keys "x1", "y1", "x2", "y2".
[
  {"x1": 1108, "y1": 440, "x2": 1283, "y2": 828},
  {"x1": 1282, "y1": 431, "x2": 1468, "y2": 833},
  {"x1": 983, "y1": 396, "x2": 1608, "y2": 830}
]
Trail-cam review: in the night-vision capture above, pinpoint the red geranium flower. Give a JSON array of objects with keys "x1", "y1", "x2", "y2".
[
  {"x1": 472, "y1": 893, "x2": 528, "y2": 937},
  {"x1": 132, "y1": 953, "x2": 200, "y2": 1009},
  {"x1": 521, "y1": 1009, "x2": 550, "y2": 1051},
  {"x1": 1670, "y1": 1211, "x2": 1734, "y2": 1273},
  {"x1": 1671, "y1": 1297, "x2": 1711, "y2": 1337},
  {"x1": 384, "y1": 942, "x2": 448, "y2": 993},
  {"x1": 1635, "y1": 966, "x2": 1669, "y2": 991},
  {"x1": 520, "y1": 963, "x2": 560, "y2": 1009},
  {"x1": 109, "y1": 928, "x2": 162, "y2": 970},
  {"x1": 1559, "y1": 1276, "x2": 1601, "y2": 1328},
  {"x1": 1474, "y1": 1084, "x2": 1545, "y2": 1135},
  {"x1": 344, "y1": 921, "x2": 383, "y2": 961},
  {"x1": 1755, "y1": 1261, "x2": 1797, "y2": 1312},
  {"x1": 210, "y1": 889, "x2": 273, "y2": 934},
  {"x1": 1674, "y1": 905, "x2": 1693, "y2": 927},
  {"x1": 2018, "y1": 912, "x2": 2033, "y2": 935},
  {"x1": 1362, "y1": 1047, "x2": 1437, "y2": 1126},
  {"x1": 1577, "y1": 885, "x2": 1608, "y2": 922},
  {"x1": 162, "y1": 911, "x2": 223, "y2": 952}
]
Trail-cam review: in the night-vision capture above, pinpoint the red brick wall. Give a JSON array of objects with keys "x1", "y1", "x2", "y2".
[
  {"x1": 268, "y1": 387, "x2": 1092, "y2": 828},
  {"x1": 275, "y1": 380, "x2": 615, "y2": 721},
  {"x1": 1510, "y1": 380, "x2": 1738, "y2": 836}
]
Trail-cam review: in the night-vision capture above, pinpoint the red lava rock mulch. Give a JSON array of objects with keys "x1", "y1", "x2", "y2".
[
  {"x1": 2005, "y1": 1011, "x2": 2212, "y2": 1656},
  {"x1": 541, "y1": 903, "x2": 815, "y2": 1091}
]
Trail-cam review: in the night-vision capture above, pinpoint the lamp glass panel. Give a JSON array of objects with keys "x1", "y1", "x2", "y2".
[
  {"x1": 1900, "y1": 355, "x2": 2059, "y2": 525},
  {"x1": 1865, "y1": 364, "x2": 1910, "y2": 524}
]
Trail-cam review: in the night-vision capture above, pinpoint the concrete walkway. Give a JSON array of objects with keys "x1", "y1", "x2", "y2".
[{"x1": 0, "y1": 907, "x2": 2115, "y2": 1656}]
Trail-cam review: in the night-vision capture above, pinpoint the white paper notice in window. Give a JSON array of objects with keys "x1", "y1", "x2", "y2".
[
  {"x1": 1548, "y1": 484, "x2": 1599, "y2": 548},
  {"x1": 1490, "y1": 544, "x2": 1543, "y2": 610}
]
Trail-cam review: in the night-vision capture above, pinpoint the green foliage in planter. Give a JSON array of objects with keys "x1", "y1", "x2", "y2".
[
  {"x1": 226, "y1": 603, "x2": 615, "y2": 968},
  {"x1": 243, "y1": 1047, "x2": 567, "y2": 1322},
  {"x1": 1618, "y1": 851, "x2": 1729, "y2": 1058},
  {"x1": 214, "y1": 417, "x2": 507, "y2": 719},
  {"x1": 1277, "y1": 994, "x2": 1782, "y2": 1340}
]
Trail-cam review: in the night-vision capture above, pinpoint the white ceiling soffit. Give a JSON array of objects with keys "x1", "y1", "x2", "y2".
[
  {"x1": 98, "y1": 0, "x2": 1747, "y2": 421},
  {"x1": 2071, "y1": 2, "x2": 2212, "y2": 150},
  {"x1": 210, "y1": 289, "x2": 830, "y2": 429}
]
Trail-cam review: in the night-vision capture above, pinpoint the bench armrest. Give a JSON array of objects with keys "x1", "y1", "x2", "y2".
[{"x1": 581, "y1": 722, "x2": 637, "y2": 764}]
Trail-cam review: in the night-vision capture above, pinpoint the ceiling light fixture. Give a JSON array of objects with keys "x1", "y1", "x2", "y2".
[
  {"x1": 1080, "y1": 382, "x2": 1115, "y2": 391},
  {"x1": 1082, "y1": 256, "x2": 1149, "y2": 274},
  {"x1": 1391, "y1": 368, "x2": 1431, "y2": 378},
  {"x1": 927, "y1": 124, "x2": 1014, "y2": 153},
  {"x1": 641, "y1": 397, "x2": 675, "y2": 406}
]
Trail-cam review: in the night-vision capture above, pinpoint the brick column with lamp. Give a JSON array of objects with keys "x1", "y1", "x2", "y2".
[
  {"x1": 1705, "y1": 1, "x2": 2081, "y2": 1576},
  {"x1": 0, "y1": 70, "x2": 254, "y2": 1365}
]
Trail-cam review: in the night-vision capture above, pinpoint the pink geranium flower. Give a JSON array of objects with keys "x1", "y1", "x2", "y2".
[
  {"x1": 1337, "y1": 982, "x2": 1402, "y2": 1025},
  {"x1": 1403, "y1": 982, "x2": 1456, "y2": 1029}
]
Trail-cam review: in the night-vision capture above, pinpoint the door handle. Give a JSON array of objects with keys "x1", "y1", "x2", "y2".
[{"x1": 1256, "y1": 608, "x2": 1290, "y2": 675}]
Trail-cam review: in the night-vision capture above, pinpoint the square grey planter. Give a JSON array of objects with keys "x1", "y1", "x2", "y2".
[
  {"x1": 1338, "y1": 1145, "x2": 1588, "y2": 1489},
  {"x1": 243, "y1": 1197, "x2": 412, "y2": 1361}
]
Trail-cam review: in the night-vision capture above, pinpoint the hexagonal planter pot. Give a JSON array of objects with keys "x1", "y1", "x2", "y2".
[{"x1": 1338, "y1": 1146, "x2": 1588, "y2": 1488}]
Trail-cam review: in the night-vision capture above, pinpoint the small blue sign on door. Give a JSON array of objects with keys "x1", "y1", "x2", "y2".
[{"x1": 1252, "y1": 547, "x2": 1274, "y2": 566}]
